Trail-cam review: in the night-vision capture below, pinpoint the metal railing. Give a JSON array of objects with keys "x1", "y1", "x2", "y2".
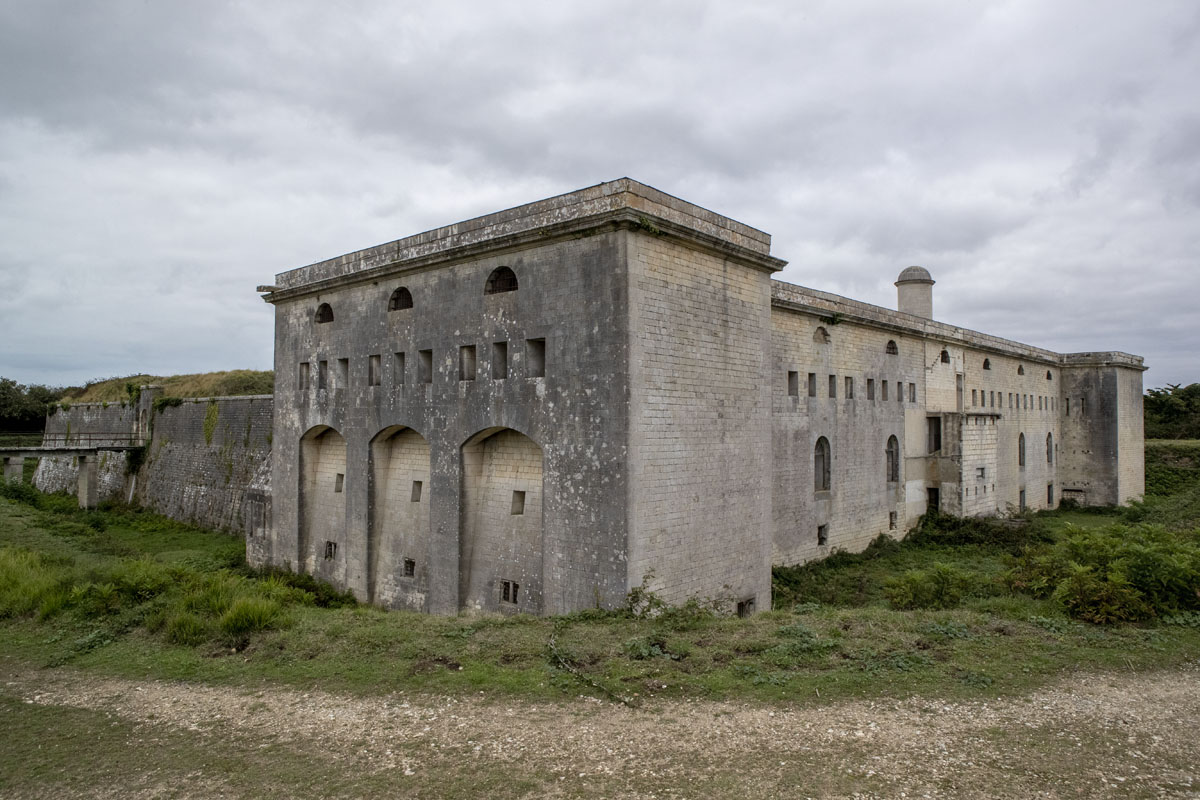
[{"x1": 34, "y1": 432, "x2": 145, "y2": 448}]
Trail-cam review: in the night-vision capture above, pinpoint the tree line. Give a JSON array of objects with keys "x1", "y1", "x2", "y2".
[
  {"x1": 1144, "y1": 383, "x2": 1200, "y2": 440},
  {"x1": 0, "y1": 378, "x2": 64, "y2": 432}
]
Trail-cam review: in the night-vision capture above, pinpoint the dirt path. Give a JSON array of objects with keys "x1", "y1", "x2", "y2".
[{"x1": 4, "y1": 661, "x2": 1199, "y2": 799}]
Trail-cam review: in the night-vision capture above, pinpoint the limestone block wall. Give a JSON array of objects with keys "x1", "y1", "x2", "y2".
[
  {"x1": 135, "y1": 396, "x2": 273, "y2": 533},
  {"x1": 960, "y1": 415, "x2": 1000, "y2": 516},
  {"x1": 368, "y1": 427, "x2": 431, "y2": 610},
  {"x1": 265, "y1": 230, "x2": 631, "y2": 615},
  {"x1": 626, "y1": 234, "x2": 774, "y2": 610},
  {"x1": 770, "y1": 309, "x2": 912, "y2": 566}
]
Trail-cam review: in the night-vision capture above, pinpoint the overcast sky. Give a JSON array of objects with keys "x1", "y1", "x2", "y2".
[{"x1": 1, "y1": 0, "x2": 1197, "y2": 390}]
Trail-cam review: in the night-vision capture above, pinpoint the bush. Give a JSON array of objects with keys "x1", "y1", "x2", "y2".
[
  {"x1": 166, "y1": 612, "x2": 212, "y2": 645},
  {"x1": 907, "y1": 511, "x2": 1050, "y2": 552},
  {"x1": 1009, "y1": 522, "x2": 1200, "y2": 622},
  {"x1": 884, "y1": 563, "x2": 975, "y2": 610},
  {"x1": 218, "y1": 596, "x2": 281, "y2": 636}
]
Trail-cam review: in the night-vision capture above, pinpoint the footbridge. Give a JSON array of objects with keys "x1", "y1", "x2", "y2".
[{"x1": 0, "y1": 432, "x2": 146, "y2": 508}]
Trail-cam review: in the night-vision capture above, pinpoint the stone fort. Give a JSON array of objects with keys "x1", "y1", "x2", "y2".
[{"x1": 247, "y1": 178, "x2": 1144, "y2": 616}]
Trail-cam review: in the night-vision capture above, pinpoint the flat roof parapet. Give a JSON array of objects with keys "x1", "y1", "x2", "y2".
[{"x1": 271, "y1": 178, "x2": 777, "y2": 293}]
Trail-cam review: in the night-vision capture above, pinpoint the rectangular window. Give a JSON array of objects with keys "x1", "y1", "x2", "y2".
[
  {"x1": 318, "y1": 360, "x2": 328, "y2": 391},
  {"x1": 337, "y1": 358, "x2": 349, "y2": 388},
  {"x1": 737, "y1": 598, "x2": 756, "y2": 618},
  {"x1": 807, "y1": 372, "x2": 817, "y2": 397},
  {"x1": 419, "y1": 349, "x2": 433, "y2": 384},
  {"x1": 889, "y1": 511, "x2": 897, "y2": 530},
  {"x1": 1047, "y1": 484, "x2": 1054, "y2": 505},
  {"x1": 867, "y1": 378, "x2": 875, "y2": 400},
  {"x1": 368, "y1": 354, "x2": 381, "y2": 386},
  {"x1": 909, "y1": 383, "x2": 916, "y2": 403},
  {"x1": 459, "y1": 345, "x2": 476, "y2": 381},
  {"x1": 334, "y1": 473, "x2": 344, "y2": 493},
  {"x1": 927, "y1": 416, "x2": 942, "y2": 454},
  {"x1": 410, "y1": 480, "x2": 422, "y2": 502},
  {"x1": 828, "y1": 374, "x2": 837, "y2": 398},
  {"x1": 845, "y1": 376, "x2": 854, "y2": 399},
  {"x1": 787, "y1": 371, "x2": 799, "y2": 397},
  {"x1": 1009, "y1": 392, "x2": 1013, "y2": 409},
  {"x1": 394, "y1": 352, "x2": 406, "y2": 385},
  {"x1": 403, "y1": 558, "x2": 415, "y2": 578},
  {"x1": 897, "y1": 381, "x2": 903, "y2": 402},
  {"x1": 1081, "y1": 395, "x2": 1087, "y2": 415},
  {"x1": 526, "y1": 338, "x2": 546, "y2": 378},
  {"x1": 972, "y1": 389, "x2": 977, "y2": 406},
  {"x1": 1019, "y1": 489, "x2": 1026, "y2": 512},
  {"x1": 817, "y1": 524, "x2": 828, "y2": 546},
  {"x1": 511, "y1": 490, "x2": 526, "y2": 515},
  {"x1": 501, "y1": 580, "x2": 519, "y2": 604},
  {"x1": 492, "y1": 341, "x2": 508, "y2": 380},
  {"x1": 977, "y1": 466, "x2": 986, "y2": 479},
  {"x1": 882, "y1": 380, "x2": 889, "y2": 401},
  {"x1": 324, "y1": 541, "x2": 337, "y2": 560},
  {"x1": 299, "y1": 362, "x2": 310, "y2": 391},
  {"x1": 989, "y1": 390, "x2": 994, "y2": 407},
  {"x1": 1065, "y1": 397, "x2": 1070, "y2": 416}
]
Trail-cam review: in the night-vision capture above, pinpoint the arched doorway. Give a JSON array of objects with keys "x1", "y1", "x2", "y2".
[
  {"x1": 368, "y1": 426, "x2": 430, "y2": 609},
  {"x1": 299, "y1": 426, "x2": 346, "y2": 575},
  {"x1": 460, "y1": 428, "x2": 544, "y2": 614}
]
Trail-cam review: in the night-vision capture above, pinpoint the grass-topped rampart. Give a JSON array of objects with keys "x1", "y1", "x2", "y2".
[{"x1": 61, "y1": 370, "x2": 274, "y2": 403}]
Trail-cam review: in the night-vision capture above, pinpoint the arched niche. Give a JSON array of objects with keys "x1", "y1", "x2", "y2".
[{"x1": 459, "y1": 427, "x2": 544, "y2": 614}]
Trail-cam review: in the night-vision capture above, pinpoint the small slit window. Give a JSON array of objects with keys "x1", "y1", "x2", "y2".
[
  {"x1": 334, "y1": 473, "x2": 344, "y2": 493},
  {"x1": 885, "y1": 340, "x2": 898, "y2": 355},
  {"x1": 485, "y1": 266, "x2": 518, "y2": 294},
  {"x1": 817, "y1": 524, "x2": 828, "y2": 546},
  {"x1": 1047, "y1": 433, "x2": 1054, "y2": 465},
  {"x1": 410, "y1": 480, "x2": 423, "y2": 502},
  {"x1": 492, "y1": 341, "x2": 508, "y2": 380},
  {"x1": 526, "y1": 338, "x2": 546, "y2": 378},
  {"x1": 459, "y1": 346, "x2": 476, "y2": 381},
  {"x1": 807, "y1": 373, "x2": 817, "y2": 397},
  {"x1": 388, "y1": 287, "x2": 413, "y2": 311},
  {"x1": 511, "y1": 490, "x2": 526, "y2": 515},
  {"x1": 315, "y1": 303, "x2": 333, "y2": 324},
  {"x1": 814, "y1": 436, "x2": 831, "y2": 492},
  {"x1": 1018, "y1": 433, "x2": 1026, "y2": 468},
  {"x1": 501, "y1": 580, "x2": 519, "y2": 604}
]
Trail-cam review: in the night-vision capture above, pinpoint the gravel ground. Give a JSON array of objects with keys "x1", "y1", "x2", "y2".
[{"x1": 5, "y1": 661, "x2": 1199, "y2": 799}]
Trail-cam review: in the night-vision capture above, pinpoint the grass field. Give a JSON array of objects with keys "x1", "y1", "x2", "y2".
[
  {"x1": 1, "y1": 456, "x2": 1197, "y2": 707},
  {"x1": 59, "y1": 370, "x2": 275, "y2": 403}
]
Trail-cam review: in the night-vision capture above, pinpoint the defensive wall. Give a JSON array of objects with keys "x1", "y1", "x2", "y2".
[{"x1": 33, "y1": 390, "x2": 272, "y2": 535}]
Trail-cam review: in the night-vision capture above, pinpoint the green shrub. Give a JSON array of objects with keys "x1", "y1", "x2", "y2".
[
  {"x1": 218, "y1": 596, "x2": 281, "y2": 636},
  {"x1": 0, "y1": 548, "x2": 70, "y2": 618},
  {"x1": 907, "y1": 511, "x2": 1050, "y2": 552},
  {"x1": 166, "y1": 612, "x2": 212, "y2": 645},
  {"x1": 884, "y1": 563, "x2": 975, "y2": 610}
]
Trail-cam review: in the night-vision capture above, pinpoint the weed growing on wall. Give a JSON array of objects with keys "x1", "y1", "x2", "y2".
[{"x1": 203, "y1": 401, "x2": 219, "y2": 446}]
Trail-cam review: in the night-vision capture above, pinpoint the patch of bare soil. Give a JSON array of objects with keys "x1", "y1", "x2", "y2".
[{"x1": 5, "y1": 661, "x2": 1199, "y2": 799}]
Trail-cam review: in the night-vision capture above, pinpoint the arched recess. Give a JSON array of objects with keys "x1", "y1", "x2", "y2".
[
  {"x1": 460, "y1": 427, "x2": 544, "y2": 614},
  {"x1": 299, "y1": 426, "x2": 347, "y2": 574},
  {"x1": 885, "y1": 435, "x2": 900, "y2": 483},
  {"x1": 368, "y1": 426, "x2": 430, "y2": 609},
  {"x1": 485, "y1": 266, "x2": 518, "y2": 294},
  {"x1": 315, "y1": 303, "x2": 334, "y2": 323}
]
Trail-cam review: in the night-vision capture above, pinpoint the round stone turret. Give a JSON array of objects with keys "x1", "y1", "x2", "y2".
[{"x1": 895, "y1": 266, "x2": 935, "y2": 319}]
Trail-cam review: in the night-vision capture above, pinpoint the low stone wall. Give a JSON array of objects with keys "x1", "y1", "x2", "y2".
[{"x1": 32, "y1": 392, "x2": 273, "y2": 535}]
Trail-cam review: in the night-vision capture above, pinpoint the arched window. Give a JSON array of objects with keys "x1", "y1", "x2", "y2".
[
  {"x1": 388, "y1": 287, "x2": 413, "y2": 311},
  {"x1": 940, "y1": 349, "x2": 950, "y2": 364},
  {"x1": 813, "y1": 326, "x2": 830, "y2": 344},
  {"x1": 1017, "y1": 365, "x2": 1025, "y2": 376},
  {"x1": 315, "y1": 303, "x2": 334, "y2": 324},
  {"x1": 485, "y1": 266, "x2": 518, "y2": 294},
  {"x1": 1047, "y1": 433, "x2": 1053, "y2": 464},
  {"x1": 885, "y1": 340, "x2": 898, "y2": 355},
  {"x1": 1018, "y1": 433, "x2": 1026, "y2": 467},
  {"x1": 983, "y1": 358, "x2": 991, "y2": 370},
  {"x1": 814, "y1": 437, "x2": 831, "y2": 492},
  {"x1": 1046, "y1": 371, "x2": 1053, "y2": 380},
  {"x1": 886, "y1": 435, "x2": 900, "y2": 483}
]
